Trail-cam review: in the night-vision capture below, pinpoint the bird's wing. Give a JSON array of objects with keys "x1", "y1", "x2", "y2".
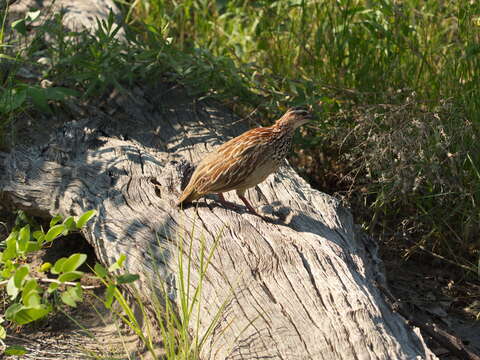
[{"x1": 194, "y1": 128, "x2": 273, "y2": 194}]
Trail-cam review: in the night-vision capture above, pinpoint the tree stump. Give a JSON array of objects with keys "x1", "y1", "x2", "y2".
[{"x1": 0, "y1": 1, "x2": 437, "y2": 359}]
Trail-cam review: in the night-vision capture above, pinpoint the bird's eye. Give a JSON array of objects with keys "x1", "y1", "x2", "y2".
[{"x1": 294, "y1": 110, "x2": 309, "y2": 117}]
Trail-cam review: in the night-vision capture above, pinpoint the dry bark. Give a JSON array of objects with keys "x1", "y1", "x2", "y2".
[{"x1": 1, "y1": 1, "x2": 438, "y2": 359}]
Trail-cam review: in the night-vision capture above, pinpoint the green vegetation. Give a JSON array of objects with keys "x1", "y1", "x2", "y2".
[
  {"x1": 0, "y1": 210, "x2": 98, "y2": 355},
  {"x1": 0, "y1": 210, "x2": 228, "y2": 358},
  {"x1": 126, "y1": 0, "x2": 479, "y2": 270}
]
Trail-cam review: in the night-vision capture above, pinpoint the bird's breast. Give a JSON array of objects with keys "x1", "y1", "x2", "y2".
[{"x1": 271, "y1": 133, "x2": 293, "y2": 162}]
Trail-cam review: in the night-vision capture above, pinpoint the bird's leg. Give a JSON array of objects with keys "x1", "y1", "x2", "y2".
[
  {"x1": 238, "y1": 195, "x2": 259, "y2": 216},
  {"x1": 217, "y1": 193, "x2": 239, "y2": 210},
  {"x1": 236, "y1": 189, "x2": 260, "y2": 216}
]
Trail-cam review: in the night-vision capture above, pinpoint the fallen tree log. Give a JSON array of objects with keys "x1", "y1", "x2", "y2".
[
  {"x1": 0, "y1": 86, "x2": 435, "y2": 359},
  {"x1": 1, "y1": 1, "x2": 437, "y2": 359}
]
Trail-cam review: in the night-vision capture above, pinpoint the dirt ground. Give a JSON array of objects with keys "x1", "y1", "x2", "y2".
[{"x1": 1, "y1": 208, "x2": 480, "y2": 359}]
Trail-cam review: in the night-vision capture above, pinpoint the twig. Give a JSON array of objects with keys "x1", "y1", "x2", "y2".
[{"x1": 0, "y1": 277, "x2": 101, "y2": 290}]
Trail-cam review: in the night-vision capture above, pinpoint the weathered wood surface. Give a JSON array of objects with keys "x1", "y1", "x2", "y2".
[{"x1": 1, "y1": 1, "x2": 437, "y2": 359}]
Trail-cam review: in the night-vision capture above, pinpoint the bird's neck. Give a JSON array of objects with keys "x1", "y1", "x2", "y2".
[{"x1": 272, "y1": 122, "x2": 294, "y2": 134}]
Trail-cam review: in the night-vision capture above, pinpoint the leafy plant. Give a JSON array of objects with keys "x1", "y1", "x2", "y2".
[{"x1": 0, "y1": 210, "x2": 96, "y2": 354}]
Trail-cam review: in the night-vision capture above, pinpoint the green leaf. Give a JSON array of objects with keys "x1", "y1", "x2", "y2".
[
  {"x1": 2, "y1": 234, "x2": 18, "y2": 261},
  {"x1": 33, "y1": 230, "x2": 45, "y2": 243},
  {"x1": 0, "y1": 324, "x2": 6, "y2": 339},
  {"x1": 50, "y1": 214, "x2": 62, "y2": 227},
  {"x1": 14, "y1": 265, "x2": 29, "y2": 288},
  {"x1": 26, "y1": 10, "x2": 41, "y2": 22},
  {"x1": 0, "y1": 88, "x2": 27, "y2": 114},
  {"x1": 61, "y1": 284, "x2": 83, "y2": 307},
  {"x1": 28, "y1": 86, "x2": 51, "y2": 114},
  {"x1": 11, "y1": 19, "x2": 27, "y2": 36},
  {"x1": 23, "y1": 291, "x2": 41, "y2": 308},
  {"x1": 40, "y1": 262, "x2": 52, "y2": 272},
  {"x1": 11, "y1": 305, "x2": 51, "y2": 324},
  {"x1": 45, "y1": 224, "x2": 65, "y2": 242},
  {"x1": 5, "y1": 345, "x2": 28, "y2": 356},
  {"x1": 94, "y1": 263, "x2": 108, "y2": 278},
  {"x1": 62, "y1": 253, "x2": 87, "y2": 272},
  {"x1": 108, "y1": 254, "x2": 126, "y2": 272},
  {"x1": 116, "y1": 273, "x2": 139, "y2": 284},
  {"x1": 62, "y1": 216, "x2": 76, "y2": 232},
  {"x1": 7, "y1": 276, "x2": 19, "y2": 298},
  {"x1": 45, "y1": 87, "x2": 80, "y2": 100},
  {"x1": 47, "y1": 282, "x2": 59, "y2": 293},
  {"x1": 25, "y1": 241, "x2": 41, "y2": 253},
  {"x1": 5, "y1": 303, "x2": 22, "y2": 320},
  {"x1": 0, "y1": 260, "x2": 14, "y2": 278},
  {"x1": 51, "y1": 257, "x2": 67, "y2": 274},
  {"x1": 58, "y1": 270, "x2": 84, "y2": 282},
  {"x1": 105, "y1": 284, "x2": 116, "y2": 309},
  {"x1": 22, "y1": 278, "x2": 39, "y2": 297},
  {"x1": 76, "y1": 210, "x2": 97, "y2": 229},
  {"x1": 18, "y1": 225, "x2": 31, "y2": 252}
]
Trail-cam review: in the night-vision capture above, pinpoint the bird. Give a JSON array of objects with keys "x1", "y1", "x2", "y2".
[{"x1": 177, "y1": 108, "x2": 312, "y2": 216}]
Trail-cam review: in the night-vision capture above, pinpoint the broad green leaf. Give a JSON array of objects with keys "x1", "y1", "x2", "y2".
[
  {"x1": 94, "y1": 263, "x2": 107, "y2": 278},
  {"x1": 13, "y1": 265, "x2": 29, "y2": 288},
  {"x1": 4, "y1": 303, "x2": 22, "y2": 320},
  {"x1": 50, "y1": 215, "x2": 62, "y2": 227},
  {"x1": 11, "y1": 305, "x2": 51, "y2": 324},
  {"x1": 22, "y1": 278, "x2": 39, "y2": 297},
  {"x1": 58, "y1": 270, "x2": 84, "y2": 282},
  {"x1": 47, "y1": 282, "x2": 59, "y2": 293},
  {"x1": 51, "y1": 257, "x2": 67, "y2": 274},
  {"x1": 116, "y1": 273, "x2": 139, "y2": 284},
  {"x1": 25, "y1": 241, "x2": 41, "y2": 253},
  {"x1": 2, "y1": 234, "x2": 18, "y2": 261},
  {"x1": 5, "y1": 345, "x2": 27, "y2": 356},
  {"x1": 23, "y1": 291, "x2": 41, "y2": 308},
  {"x1": 76, "y1": 210, "x2": 97, "y2": 229},
  {"x1": 33, "y1": 230, "x2": 45, "y2": 243},
  {"x1": 18, "y1": 225, "x2": 31, "y2": 251},
  {"x1": 62, "y1": 216, "x2": 75, "y2": 232},
  {"x1": 45, "y1": 224, "x2": 65, "y2": 242},
  {"x1": 6, "y1": 276, "x2": 19, "y2": 299},
  {"x1": 61, "y1": 285, "x2": 83, "y2": 307},
  {"x1": 62, "y1": 253, "x2": 87, "y2": 272}
]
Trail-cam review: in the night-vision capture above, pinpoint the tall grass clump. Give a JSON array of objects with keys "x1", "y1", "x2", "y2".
[{"x1": 128, "y1": 0, "x2": 479, "y2": 270}]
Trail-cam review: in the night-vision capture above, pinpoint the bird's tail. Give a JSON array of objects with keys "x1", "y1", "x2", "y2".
[{"x1": 177, "y1": 186, "x2": 201, "y2": 207}]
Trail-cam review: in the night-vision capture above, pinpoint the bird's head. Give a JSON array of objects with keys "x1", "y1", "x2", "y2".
[{"x1": 275, "y1": 107, "x2": 312, "y2": 129}]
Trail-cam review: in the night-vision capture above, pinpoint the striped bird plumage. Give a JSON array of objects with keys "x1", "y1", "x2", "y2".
[{"x1": 178, "y1": 108, "x2": 312, "y2": 216}]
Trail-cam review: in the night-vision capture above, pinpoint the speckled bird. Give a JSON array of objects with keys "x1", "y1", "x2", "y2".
[{"x1": 177, "y1": 108, "x2": 312, "y2": 216}]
